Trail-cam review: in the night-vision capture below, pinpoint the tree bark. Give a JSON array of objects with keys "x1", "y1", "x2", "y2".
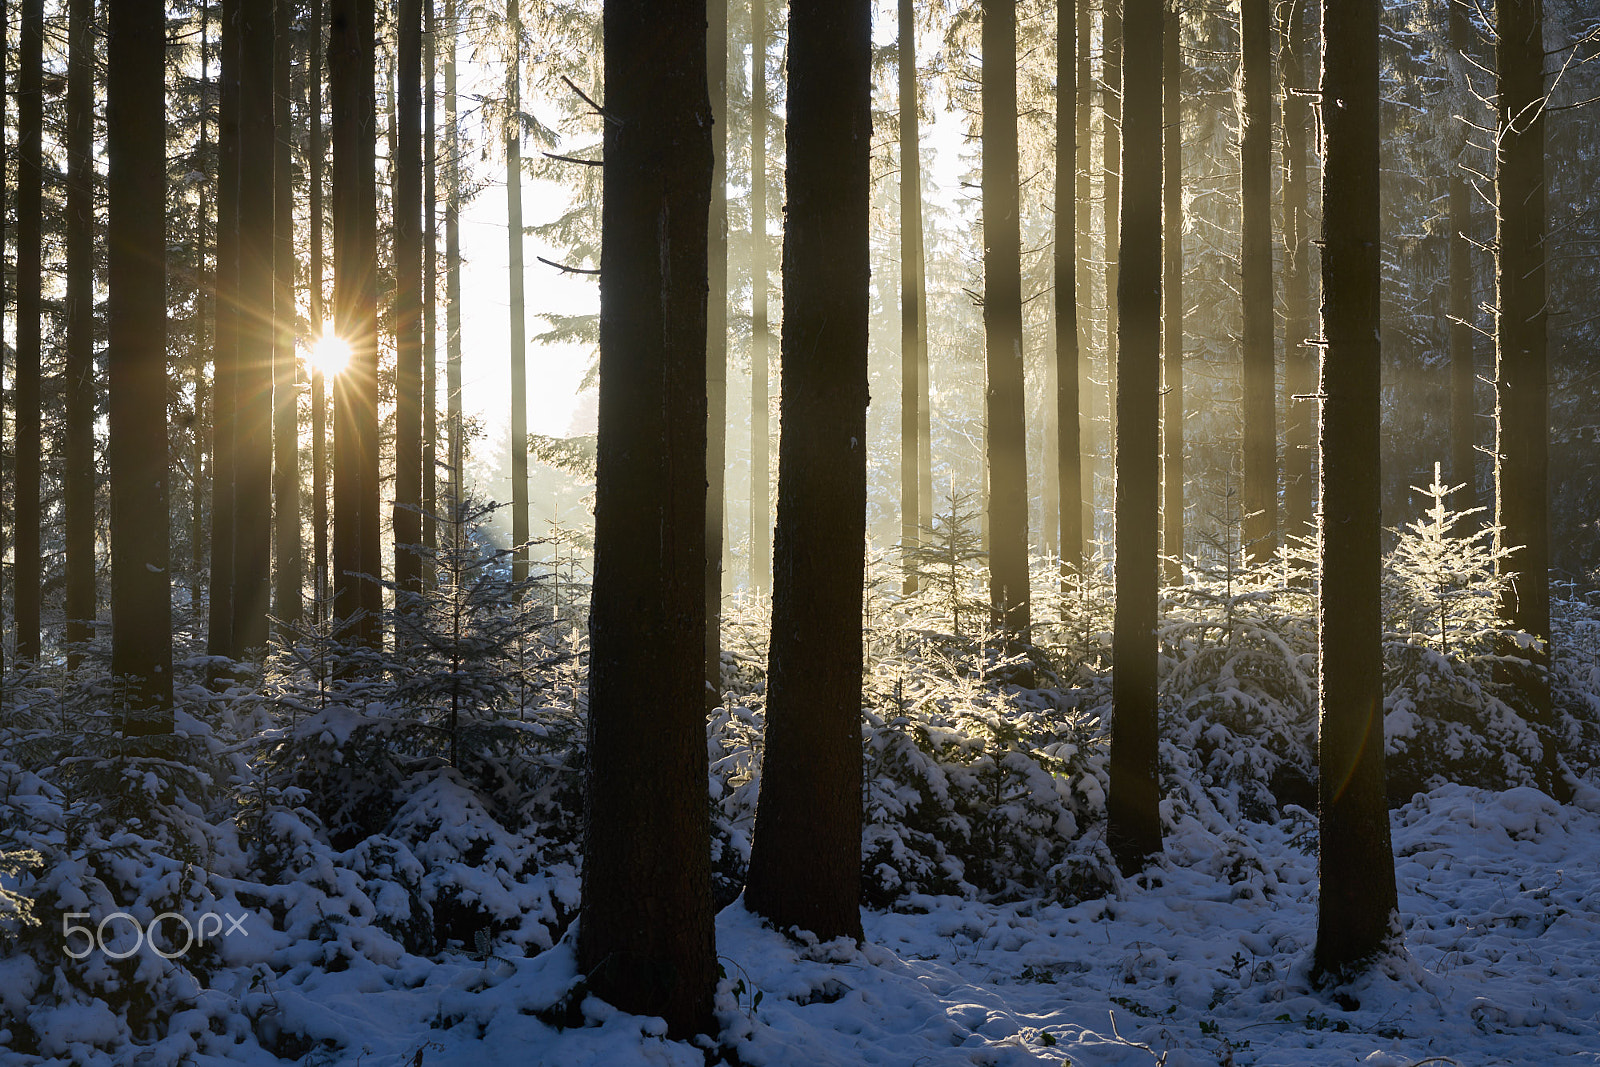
[
  {"x1": 982, "y1": 0, "x2": 1030, "y2": 638},
  {"x1": 706, "y1": 0, "x2": 729, "y2": 703},
  {"x1": 506, "y1": 0, "x2": 530, "y2": 584},
  {"x1": 15, "y1": 0, "x2": 43, "y2": 663},
  {"x1": 1102, "y1": 0, "x2": 1122, "y2": 525},
  {"x1": 1108, "y1": 0, "x2": 1163, "y2": 876},
  {"x1": 274, "y1": 0, "x2": 304, "y2": 631},
  {"x1": 1281, "y1": 0, "x2": 1316, "y2": 549},
  {"x1": 744, "y1": 0, "x2": 870, "y2": 946},
  {"x1": 445, "y1": 0, "x2": 463, "y2": 505},
  {"x1": 308, "y1": 0, "x2": 329, "y2": 614},
  {"x1": 899, "y1": 0, "x2": 925, "y2": 592},
  {"x1": 750, "y1": 0, "x2": 771, "y2": 593},
  {"x1": 395, "y1": 0, "x2": 425, "y2": 605},
  {"x1": 330, "y1": 0, "x2": 382, "y2": 645},
  {"x1": 1241, "y1": 0, "x2": 1278, "y2": 565},
  {"x1": 1314, "y1": 0, "x2": 1397, "y2": 978},
  {"x1": 107, "y1": 0, "x2": 174, "y2": 728},
  {"x1": 579, "y1": 0, "x2": 715, "y2": 1034},
  {"x1": 1447, "y1": 0, "x2": 1478, "y2": 517},
  {"x1": 1494, "y1": 0, "x2": 1558, "y2": 792},
  {"x1": 209, "y1": 0, "x2": 241, "y2": 659},
  {"x1": 1077, "y1": 0, "x2": 1094, "y2": 548},
  {"x1": 65, "y1": 0, "x2": 97, "y2": 667},
  {"x1": 1056, "y1": 0, "x2": 1083, "y2": 580},
  {"x1": 424, "y1": 0, "x2": 439, "y2": 563}
]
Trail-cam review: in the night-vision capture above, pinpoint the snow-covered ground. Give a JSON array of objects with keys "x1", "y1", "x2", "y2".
[{"x1": 24, "y1": 781, "x2": 1589, "y2": 1067}]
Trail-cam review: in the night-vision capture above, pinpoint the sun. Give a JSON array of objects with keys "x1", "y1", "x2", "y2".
[{"x1": 307, "y1": 324, "x2": 351, "y2": 379}]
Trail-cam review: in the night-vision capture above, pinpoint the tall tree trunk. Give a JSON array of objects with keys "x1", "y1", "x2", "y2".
[
  {"x1": 15, "y1": 0, "x2": 43, "y2": 663},
  {"x1": 744, "y1": 0, "x2": 870, "y2": 946},
  {"x1": 899, "y1": 0, "x2": 924, "y2": 592},
  {"x1": 1447, "y1": 0, "x2": 1477, "y2": 517},
  {"x1": 1, "y1": 0, "x2": 7, "y2": 676},
  {"x1": 1056, "y1": 0, "x2": 1083, "y2": 579},
  {"x1": 209, "y1": 0, "x2": 241, "y2": 658},
  {"x1": 330, "y1": 0, "x2": 381, "y2": 645},
  {"x1": 1241, "y1": 0, "x2": 1277, "y2": 565},
  {"x1": 1161, "y1": 0, "x2": 1183, "y2": 585},
  {"x1": 192, "y1": 2, "x2": 212, "y2": 628},
  {"x1": 506, "y1": 0, "x2": 530, "y2": 583},
  {"x1": 1281, "y1": 0, "x2": 1315, "y2": 548},
  {"x1": 309, "y1": 0, "x2": 328, "y2": 614},
  {"x1": 579, "y1": 0, "x2": 715, "y2": 1034},
  {"x1": 1494, "y1": 0, "x2": 1558, "y2": 792},
  {"x1": 750, "y1": 0, "x2": 771, "y2": 593},
  {"x1": 1077, "y1": 0, "x2": 1094, "y2": 548},
  {"x1": 108, "y1": 0, "x2": 174, "y2": 728},
  {"x1": 982, "y1": 0, "x2": 1030, "y2": 638},
  {"x1": 1314, "y1": 0, "x2": 1396, "y2": 978},
  {"x1": 1108, "y1": 0, "x2": 1163, "y2": 876},
  {"x1": 1102, "y1": 0, "x2": 1122, "y2": 533},
  {"x1": 64, "y1": 0, "x2": 97, "y2": 667},
  {"x1": 423, "y1": 0, "x2": 439, "y2": 565},
  {"x1": 445, "y1": 0, "x2": 463, "y2": 504},
  {"x1": 274, "y1": 0, "x2": 304, "y2": 631},
  {"x1": 233, "y1": 0, "x2": 275, "y2": 656},
  {"x1": 706, "y1": 0, "x2": 729, "y2": 703},
  {"x1": 394, "y1": 0, "x2": 424, "y2": 605}
]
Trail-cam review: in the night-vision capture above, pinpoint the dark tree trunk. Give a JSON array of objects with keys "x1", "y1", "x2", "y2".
[
  {"x1": 1494, "y1": 0, "x2": 1559, "y2": 793},
  {"x1": 743, "y1": 0, "x2": 870, "y2": 946},
  {"x1": 209, "y1": 0, "x2": 241, "y2": 659},
  {"x1": 1076, "y1": 0, "x2": 1094, "y2": 546},
  {"x1": 750, "y1": 0, "x2": 771, "y2": 593},
  {"x1": 1056, "y1": 0, "x2": 1083, "y2": 580},
  {"x1": 1314, "y1": 0, "x2": 1397, "y2": 978},
  {"x1": 232, "y1": 0, "x2": 275, "y2": 656},
  {"x1": 1241, "y1": 0, "x2": 1277, "y2": 565},
  {"x1": 1, "y1": 0, "x2": 7, "y2": 676},
  {"x1": 15, "y1": 0, "x2": 43, "y2": 663},
  {"x1": 579, "y1": 0, "x2": 715, "y2": 1035},
  {"x1": 899, "y1": 0, "x2": 926, "y2": 592},
  {"x1": 445, "y1": 0, "x2": 463, "y2": 503},
  {"x1": 1447, "y1": 0, "x2": 1478, "y2": 518},
  {"x1": 107, "y1": 0, "x2": 174, "y2": 728},
  {"x1": 394, "y1": 0, "x2": 424, "y2": 605},
  {"x1": 191, "y1": 3, "x2": 212, "y2": 625},
  {"x1": 982, "y1": 0, "x2": 1030, "y2": 638},
  {"x1": 1161, "y1": 0, "x2": 1182, "y2": 585},
  {"x1": 1281, "y1": 0, "x2": 1316, "y2": 548},
  {"x1": 706, "y1": 0, "x2": 729, "y2": 703},
  {"x1": 1108, "y1": 0, "x2": 1163, "y2": 876},
  {"x1": 423, "y1": 0, "x2": 439, "y2": 563},
  {"x1": 330, "y1": 0, "x2": 381, "y2": 645},
  {"x1": 273, "y1": 0, "x2": 303, "y2": 631},
  {"x1": 308, "y1": 0, "x2": 328, "y2": 613},
  {"x1": 506, "y1": 0, "x2": 530, "y2": 583},
  {"x1": 64, "y1": 0, "x2": 97, "y2": 667}
]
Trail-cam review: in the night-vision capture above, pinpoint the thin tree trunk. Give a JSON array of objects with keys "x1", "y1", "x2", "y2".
[
  {"x1": 1494, "y1": 0, "x2": 1558, "y2": 792},
  {"x1": 209, "y1": 0, "x2": 241, "y2": 659},
  {"x1": 64, "y1": 0, "x2": 97, "y2": 667},
  {"x1": 15, "y1": 0, "x2": 43, "y2": 663},
  {"x1": 1281, "y1": 0, "x2": 1315, "y2": 548},
  {"x1": 982, "y1": 0, "x2": 1030, "y2": 638},
  {"x1": 1447, "y1": 0, "x2": 1477, "y2": 517},
  {"x1": 1161, "y1": 0, "x2": 1183, "y2": 586},
  {"x1": 1108, "y1": 0, "x2": 1163, "y2": 875},
  {"x1": 899, "y1": 0, "x2": 922, "y2": 592},
  {"x1": 750, "y1": 0, "x2": 771, "y2": 593},
  {"x1": 330, "y1": 0, "x2": 381, "y2": 645},
  {"x1": 309, "y1": 0, "x2": 328, "y2": 614},
  {"x1": 1056, "y1": 0, "x2": 1083, "y2": 580},
  {"x1": 424, "y1": 0, "x2": 439, "y2": 565},
  {"x1": 1102, "y1": 0, "x2": 1122, "y2": 529},
  {"x1": 706, "y1": 0, "x2": 729, "y2": 703},
  {"x1": 1241, "y1": 0, "x2": 1277, "y2": 565},
  {"x1": 579, "y1": 0, "x2": 715, "y2": 1033},
  {"x1": 395, "y1": 0, "x2": 424, "y2": 605},
  {"x1": 274, "y1": 0, "x2": 304, "y2": 631},
  {"x1": 1314, "y1": 0, "x2": 1396, "y2": 977},
  {"x1": 233, "y1": 0, "x2": 276, "y2": 655},
  {"x1": 1077, "y1": 0, "x2": 1094, "y2": 549},
  {"x1": 192, "y1": 1, "x2": 212, "y2": 628},
  {"x1": 108, "y1": 0, "x2": 174, "y2": 728},
  {"x1": 506, "y1": 0, "x2": 530, "y2": 583},
  {"x1": 744, "y1": 0, "x2": 870, "y2": 945},
  {"x1": 446, "y1": 0, "x2": 463, "y2": 504}
]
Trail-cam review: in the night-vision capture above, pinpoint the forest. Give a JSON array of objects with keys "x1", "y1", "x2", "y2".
[{"x1": 2, "y1": 0, "x2": 1599, "y2": 1063}]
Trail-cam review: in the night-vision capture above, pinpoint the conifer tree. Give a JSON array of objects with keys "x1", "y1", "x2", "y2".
[
  {"x1": 1056, "y1": 0, "x2": 1083, "y2": 579},
  {"x1": 395, "y1": 0, "x2": 425, "y2": 604},
  {"x1": 1161, "y1": 0, "x2": 1183, "y2": 584},
  {"x1": 1281, "y1": 0, "x2": 1316, "y2": 545},
  {"x1": 15, "y1": 0, "x2": 43, "y2": 663},
  {"x1": 274, "y1": 0, "x2": 304, "y2": 631},
  {"x1": 64, "y1": 0, "x2": 97, "y2": 666},
  {"x1": 1240, "y1": 0, "x2": 1278, "y2": 564}
]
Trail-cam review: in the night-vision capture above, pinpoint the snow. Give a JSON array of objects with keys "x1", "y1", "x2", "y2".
[{"x1": 5, "y1": 781, "x2": 1595, "y2": 1066}]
